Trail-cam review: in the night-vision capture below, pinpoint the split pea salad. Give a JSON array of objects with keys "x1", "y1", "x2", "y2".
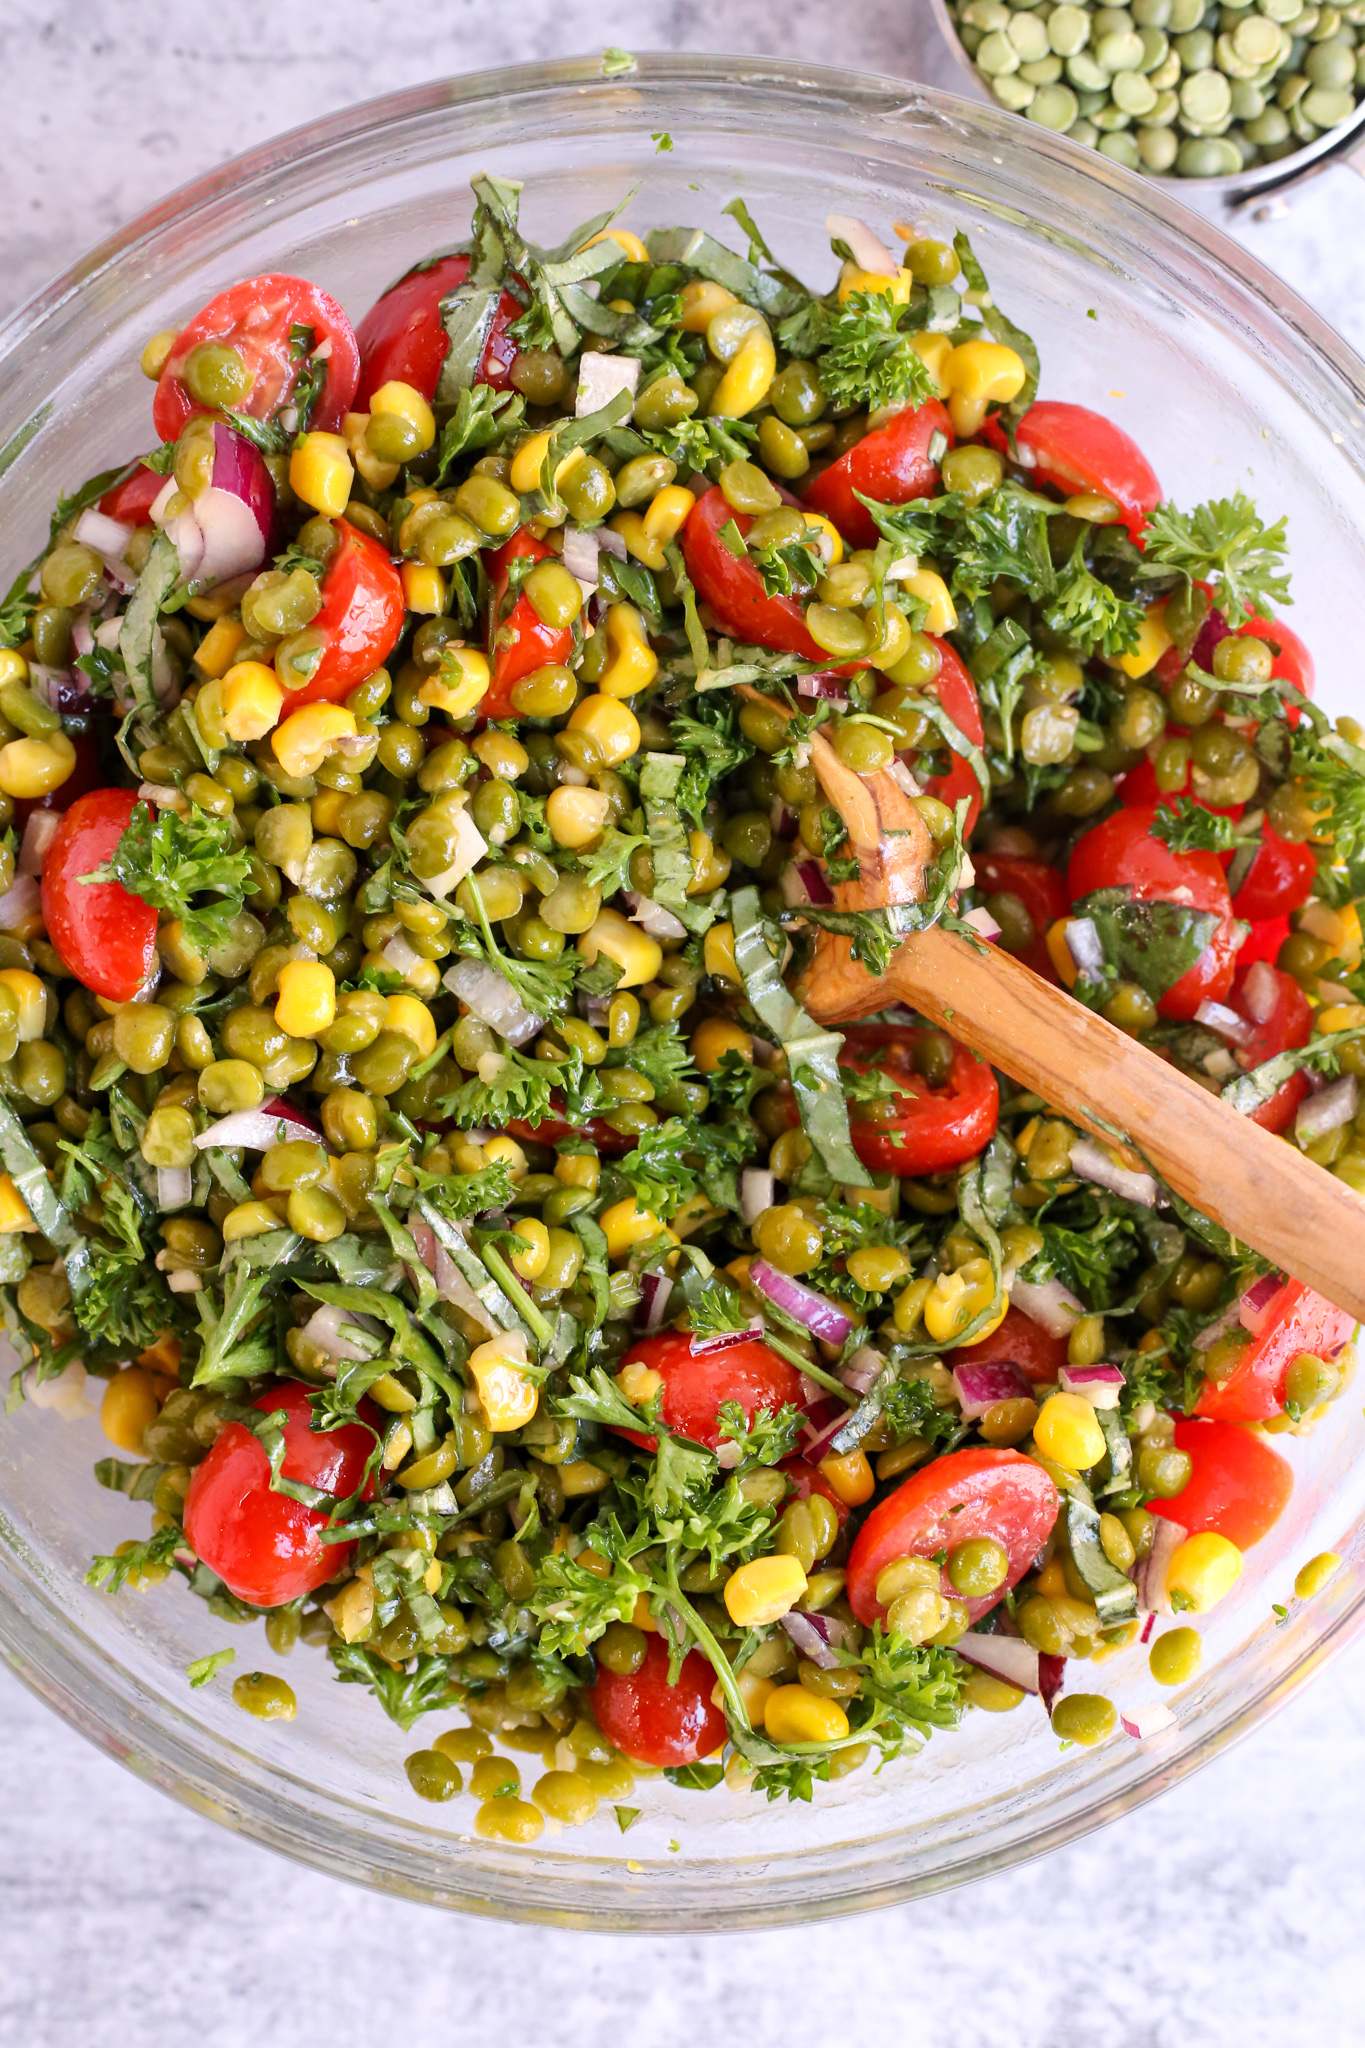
[
  {"x1": 945, "y1": 0, "x2": 1365, "y2": 179},
  {"x1": 3, "y1": 178, "x2": 1362, "y2": 1842}
]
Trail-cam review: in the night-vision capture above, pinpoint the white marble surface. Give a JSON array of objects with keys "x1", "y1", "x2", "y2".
[{"x1": 4, "y1": 5, "x2": 1365, "y2": 2042}]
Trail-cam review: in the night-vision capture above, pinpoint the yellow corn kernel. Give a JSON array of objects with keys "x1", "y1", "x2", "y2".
[
  {"x1": 584, "y1": 226, "x2": 650, "y2": 263},
  {"x1": 274, "y1": 959, "x2": 337, "y2": 1039},
  {"x1": 819, "y1": 1448, "x2": 875, "y2": 1507},
  {"x1": 566, "y1": 692, "x2": 640, "y2": 768},
  {"x1": 384, "y1": 994, "x2": 437, "y2": 1059},
  {"x1": 1034, "y1": 1391, "x2": 1107, "y2": 1472},
  {"x1": 140, "y1": 329, "x2": 179, "y2": 380},
  {"x1": 710, "y1": 330, "x2": 777, "y2": 419},
  {"x1": 509, "y1": 431, "x2": 586, "y2": 497},
  {"x1": 482, "y1": 1133, "x2": 528, "y2": 1179},
  {"x1": 911, "y1": 331, "x2": 953, "y2": 395},
  {"x1": 1167, "y1": 1531, "x2": 1243, "y2": 1613},
  {"x1": 763, "y1": 1684, "x2": 850, "y2": 1744},
  {"x1": 101, "y1": 1366, "x2": 161, "y2": 1453},
  {"x1": 899, "y1": 568, "x2": 957, "y2": 637},
  {"x1": 617, "y1": 1357, "x2": 664, "y2": 1407},
  {"x1": 727, "y1": 1666, "x2": 777, "y2": 1724},
  {"x1": 800, "y1": 512, "x2": 844, "y2": 567},
  {"x1": 342, "y1": 411, "x2": 401, "y2": 491},
  {"x1": 467, "y1": 1332, "x2": 538, "y2": 1431},
  {"x1": 401, "y1": 561, "x2": 446, "y2": 615},
  {"x1": 672, "y1": 1192, "x2": 724, "y2": 1240},
  {"x1": 0, "y1": 1174, "x2": 36, "y2": 1233},
  {"x1": 837, "y1": 263, "x2": 912, "y2": 306},
  {"x1": 368, "y1": 378, "x2": 436, "y2": 453},
  {"x1": 576, "y1": 907, "x2": 662, "y2": 988},
  {"x1": 546, "y1": 784, "x2": 612, "y2": 850},
  {"x1": 0, "y1": 970, "x2": 46, "y2": 1043},
  {"x1": 418, "y1": 646, "x2": 491, "y2": 718},
  {"x1": 1046, "y1": 918, "x2": 1080, "y2": 990},
  {"x1": 686, "y1": 829, "x2": 731, "y2": 897},
  {"x1": 948, "y1": 391, "x2": 990, "y2": 438},
  {"x1": 0, "y1": 649, "x2": 27, "y2": 687},
  {"x1": 1295, "y1": 1550, "x2": 1342, "y2": 1599},
  {"x1": 703, "y1": 921, "x2": 741, "y2": 985},
  {"x1": 1114, "y1": 603, "x2": 1173, "y2": 679},
  {"x1": 555, "y1": 1152, "x2": 600, "y2": 1191},
  {"x1": 1318, "y1": 1003, "x2": 1365, "y2": 1034},
  {"x1": 221, "y1": 660, "x2": 285, "y2": 743},
  {"x1": 922, "y1": 1260, "x2": 1006, "y2": 1346},
  {"x1": 324, "y1": 1569, "x2": 375, "y2": 1644},
  {"x1": 0, "y1": 731, "x2": 76, "y2": 800},
  {"x1": 509, "y1": 1215, "x2": 550, "y2": 1280},
  {"x1": 944, "y1": 339, "x2": 1028, "y2": 405},
  {"x1": 1033, "y1": 1557, "x2": 1069, "y2": 1598},
  {"x1": 599, "y1": 1196, "x2": 666, "y2": 1259},
  {"x1": 289, "y1": 431, "x2": 354, "y2": 517},
  {"x1": 272, "y1": 703, "x2": 357, "y2": 780},
  {"x1": 222, "y1": 1198, "x2": 285, "y2": 1243},
  {"x1": 194, "y1": 616, "x2": 247, "y2": 680},
  {"x1": 691, "y1": 1015, "x2": 752, "y2": 1074},
  {"x1": 679, "y1": 278, "x2": 737, "y2": 331},
  {"x1": 609, "y1": 509, "x2": 666, "y2": 573},
  {"x1": 311, "y1": 788, "x2": 349, "y2": 836},
  {"x1": 598, "y1": 602, "x2": 658, "y2": 699},
  {"x1": 641, "y1": 484, "x2": 697, "y2": 547},
  {"x1": 724, "y1": 1555, "x2": 808, "y2": 1628}
]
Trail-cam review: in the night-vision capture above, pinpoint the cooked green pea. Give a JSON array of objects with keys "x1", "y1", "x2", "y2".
[
  {"x1": 184, "y1": 340, "x2": 252, "y2": 408},
  {"x1": 352, "y1": 1030, "x2": 418, "y2": 1094},
  {"x1": 199, "y1": 1059, "x2": 265, "y2": 1114},
  {"x1": 946, "y1": 1536, "x2": 1010, "y2": 1597},
  {"x1": 232, "y1": 1671, "x2": 297, "y2": 1720},
  {"x1": 1149, "y1": 1625, "x2": 1202, "y2": 1686},
  {"x1": 112, "y1": 1003, "x2": 175, "y2": 1075},
  {"x1": 1051, "y1": 1693, "x2": 1117, "y2": 1745},
  {"x1": 405, "y1": 1748, "x2": 463, "y2": 1801}
]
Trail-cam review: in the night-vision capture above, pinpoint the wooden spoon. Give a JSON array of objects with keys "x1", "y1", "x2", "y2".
[{"x1": 748, "y1": 691, "x2": 1365, "y2": 1321}]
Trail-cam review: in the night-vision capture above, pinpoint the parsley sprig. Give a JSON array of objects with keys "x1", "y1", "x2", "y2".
[{"x1": 1140, "y1": 492, "x2": 1291, "y2": 628}]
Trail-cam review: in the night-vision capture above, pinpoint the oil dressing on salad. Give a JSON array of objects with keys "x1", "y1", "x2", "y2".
[{"x1": 3, "y1": 173, "x2": 1361, "y2": 1840}]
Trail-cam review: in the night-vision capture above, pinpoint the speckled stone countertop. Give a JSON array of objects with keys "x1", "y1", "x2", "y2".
[{"x1": 3, "y1": 7, "x2": 1365, "y2": 2043}]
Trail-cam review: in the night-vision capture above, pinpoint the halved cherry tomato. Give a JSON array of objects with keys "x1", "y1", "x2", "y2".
[
  {"x1": 590, "y1": 1633, "x2": 726, "y2": 1768},
  {"x1": 948, "y1": 1302, "x2": 1068, "y2": 1387},
  {"x1": 355, "y1": 252, "x2": 523, "y2": 407},
  {"x1": 973, "y1": 852, "x2": 1069, "y2": 981},
  {"x1": 1195, "y1": 1278, "x2": 1356, "y2": 1423},
  {"x1": 1230, "y1": 823, "x2": 1317, "y2": 925},
  {"x1": 153, "y1": 274, "x2": 359, "y2": 442},
  {"x1": 802, "y1": 399, "x2": 953, "y2": 551},
  {"x1": 98, "y1": 464, "x2": 166, "y2": 527},
  {"x1": 504, "y1": 1105, "x2": 633, "y2": 1157},
  {"x1": 1001, "y1": 401, "x2": 1161, "y2": 540},
  {"x1": 917, "y1": 639, "x2": 986, "y2": 838},
  {"x1": 280, "y1": 518, "x2": 406, "y2": 714},
  {"x1": 612, "y1": 1329, "x2": 806, "y2": 1453},
  {"x1": 1150, "y1": 1417, "x2": 1293, "y2": 1549},
  {"x1": 846, "y1": 1446, "x2": 1059, "y2": 1626},
  {"x1": 1236, "y1": 613, "x2": 1314, "y2": 699},
  {"x1": 680, "y1": 486, "x2": 830, "y2": 659},
  {"x1": 1224, "y1": 959, "x2": 1312, "y2": 1134},
  {"x1": 1236, "y1": 913, "x2": 1290, "y2": 972},
  {"x1": 1117, "y1": 754, "x2": 1244, "y2": 825},
  {"x1": 838, "y1": 1024, "x2": 999, "y2": 1177},
  {"x1": 183, "y1": 1382, "x2": 377, "y2": 1607},
  {"x1": 41, "y1": 788, "x2": 157, "y2": 1003},
  {"x1": 779, "y1": 1452, "x2": 851, "y2": 1528},
  {"x1": 483, "y1": 530, "x2": 581, "y2": 721},
  {"x1": 1066, "y1": 801, "x2": 1239, "y2": 1021}
]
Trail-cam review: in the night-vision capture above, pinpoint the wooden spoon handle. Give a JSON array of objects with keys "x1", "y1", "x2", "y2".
[{"x1": 831, "y1": 925, "x2": 1365, "y2": 1323}]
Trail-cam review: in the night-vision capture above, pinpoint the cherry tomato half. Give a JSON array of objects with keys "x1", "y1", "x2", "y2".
[
  {"x1": 98, "y1": 464, "x2": 166, "y2": 528},
  {"x1": 1195, "y1": 1279, "x2": 1356, "y2": 1423},
  {"x1": 916, "y1": 640, "x2": 986, "y2": 838},
  {"x1": 1231, "y1": 822, "x2": 1317, "y2": 925},
  {"x1": 1225, "y1": 959, "x2": 1312, "y2": 1134},
  {"x1": 483, "y1": 530, "x2": 581, "y2": 722},
  {"x1": 1236, "y1": 614, "x2": 1314, "y2": 699},
  {"x1": 973, "y1": 852, "x2": 1069, "y2": 982},
  {"x1": 280, "y1": 519, "x2": 406, "y2": 714},
  {"x1": 41, "y1": 788, "x2": 157, "y2": 1003},
  {"x1": 504, "y1": 1104, "x2": 634, "y2": 1157},
  {"x1": 1008, "y1": 401, "x2": 1161, "y2": 539},
  {"x1": 779, "y1": 1453, "x2": 851, "y2": 1529},
  {"x1": 1236, "y1": 913, "x2": 1290, "y2": 973},
  {"x1": 1117, "y1": 754, "x2": 1244, "y2": 825},
  {"x1": 153, "y1": 274, "x2": 359, "y2": 442},
  {"x1": 1150, "y1": 1417, "x2": 1293, "y2": 1550},
  {"x1": 680, "y1": 486, "x2": 829, "y2": 659},
  {"x1": 1066, "y1": 801, "x2": 1239, "y2": 1021},
  {"x1": 802, "y1": 399, "x2": 953, "y2": 551},
  {"x1": 846, "y1": 1447, "x2": 1059, "y2": 1626},
  {"x1": 183, "y1": 1382, "x2": 377, "y2": 1607},
  {"x1": 355, "y1": 252, "x2": 523, "y2": 408},
  {"x1": 612, "y1": 1329, "x2": 806, "y2": 1453},
  {"x1": 590, "y1": 1633, "x2": 726, "y2": 1768},
  {"x1": 838, "y1": 1024, "x2": 999, "y2": 1177},
  {"x1": 947, "y1": 1302, "x2": 1068, "y2": 1387}
]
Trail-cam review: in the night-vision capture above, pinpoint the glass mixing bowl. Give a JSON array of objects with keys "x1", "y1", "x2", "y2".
[{"x1": 3, "y1": 53, "x2": 1365, "y2": 1930}]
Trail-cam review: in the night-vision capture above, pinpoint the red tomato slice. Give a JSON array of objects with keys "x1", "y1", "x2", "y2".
[
  {"x1": 801, "y1": 400, "x2": 953, "y2": 550},
  {"x1": 1066, "y1": 800, "x2": 1238, "y2": 1021},
  {"x1": 838, "y1": 1024, "x2": 999, "y2": 1177},
  {"x1": 680, "y1": 487, "x2": 830, "y2": 659},
  {"x1": 41, "y1": 789, "x2": 157, "y2": 1002},
  {"x1": 590, "y1": 1634, "x2": 726, "y2": 1768},
  {"x1": 355, "y1": 252, "x2": 523, "y2": 407},
  {"x1": 973, "y1": 852, "x2": 1069, "y2": 981},
  {"x1": 916, "y1": 640, "x2": 986, "y2": 838},
  {"x1": 778, "y1": 1453, "x2": 851, "y2": 1528},
  {"x1": 280, "y1": 519, "x2": 406, "y2": 714},
  {"x1": 1195, "y1": 1279, "x2": 1356, "y2": 1422},
  {"x1": 611, "y1": 1330, "x2": 806, "y2": 1453},
  {"x1": 98, "y1": 465, "x2": 167, "y2": 527},
  {"x1": 1150, "y1": 1417, "x2": 1293, "y2": 1549},
  {"x1": 153, "y1": 275, "x2": 359, "y2": 442},
  {"x1": 1236, "y1": 913, "x2": 1290, "y2": 972},
  {"x1": 1224, "y1": 959, "x2": 1312, "y2": 1134},
  {"x1": 483, "y1": 530, "x2": 580, "y2": 721},
  {"x1": 183, "y1": 1382, "x2": 377, "y2": 1607},
  {"x1": 504, "y1": 1105, "x2": 634, "y2": 1157},
  {"x1": 846, "y1": 1446, "x2": 1059, "y2": 1626},
  {"x1": 948, "y1": 1302, "x2": 1068, "y2": 1386},
  {"x1": 1236, "y1": 614, "x2": 1313, "y2": 699},
  {"x1": 1118, "y1": 754, "x2": 1244, "y2": 825},
  {"x1": 1009, "y1": 401, "x2": 1161, "y2": 539},
  {"x1": 1230, "y1": 823, "x2": 1317, "y2": 924}
]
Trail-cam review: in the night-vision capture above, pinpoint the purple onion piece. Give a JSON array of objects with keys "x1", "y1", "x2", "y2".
[
  {"x1": 749, "y1": 1258, "x2": 852, "y2": 1344},
  {"x1": 952, "y1": 1357, "x2": 1033, "y2": 1420}
]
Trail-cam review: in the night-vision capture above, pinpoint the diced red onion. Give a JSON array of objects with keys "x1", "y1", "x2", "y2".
[
  {"x1": 1239, "y1": 1272, "x2": 1285, "y2": 1337},
  {"x1": 1195, "y1": 999, "x2": 1254, "y2": 1046},
  {"x1": 1038, "y1": 1653, "x2": 1066, "y2": 1715},
  {"x1": 1190, "y1": 605, "x2": 1231, "y2": 674},
  {"x1": 840, "y1": 1344, "x2": 883, "y2": 1396},
  {"x1": 418, "y1": 807, "x2": 487, "y2": 900},
  {"x1": 301, "y1": 1304, "x2": 382, "y2": 1363},
  {"x1": 952, "y1": 1357, "x2": 1032, "y2": 1419},
  {"x1": 1140, "y1": 1611, "x2": 1156, "y2": 1645},
  {"x1": 73, "y1": 506, "x2": 135, "y2": 586},
  {"x1": 749, "y1": 1034, "x2": 779, "y2": 1068},
  {"x1": 18, "y1": 811, "x2": 61, "y2": 876},
  {"x1": 1010, "y1": 1276, "x2": 1085, "y2": 1338},
  {"x1": 780, "y1": 863, "x2": 813, "y2": 912},
  {"x1": 381, "y1": 932, "x2": 425, "y2": 979},
  {"x1": 192, "y1": 423, "x2": 278, "y2": 584},
  {"x1": 750, "y1": 1259, "x2": 853, "y2": 1343},
  {"x1": 576, "y1": 350, "x2": 640, "y2": 419},
  {"x1": 886, "y1": 758, "x2": 921, "y2": 799},
  {"x1": 769, "y1": 796, "x2": 797, "y2": 837},
  {"x1": 166, "y1": 1270, "x2": 202, "y2": 1294},
  {"x1": 954, "y1": 1632, "x2": 1041, "y2": 1695},
  {"x1": 596, "y1": 526, "x2": 628, "y2": 564},
  {"x1": 739, "y1": 1168, "x2": 775, "y2": 1226},
  {"x1": 826, "y1": 212, "x2": 899, "y2": 277},
  {"x1": 624, "y1": 891, "x2": 689, "y2": 942},
  {"x1": 408, "y1": 1217, "x2": 437, "y2": 1276},
  {"x1": 1193, "y1": 1301, "x2": 1241, "y2": 1351},
  {"x1": 1295, "y1": 1074, "x2": 1358, "y2": 1142},
  {"x1": 800, "y1": 1408, "x2": 852, "y2": 1463},
  {"x1": 30, "y1": 661, "x2": 91, "y2": 716},
  {"x1": 962, "y1": 905, "x2": 1001, "y2": 942},
  {"x1": 0, "y1": 875, "x2": 40, "y2": 932},
  {"x1": 796, "y1": 671, "x2": 849, "y2": 707},
  {"x1": 156, "y1": 1166, "x2": 192, "y2": 1211},
  {"x1": 780, "y1": 1610, "x2": 847, "y2": 1670},
  {"x1": 1065, "y1": 916, "x2": 1104, "y2": 981},
  {"x1": 1058, "y1": 1363, "x2": 1125, "y2": 1409},
  {"x1": 1240, "y1": 958, "x2": 1279, "y2": 1024},
  {"x1": 578, "y1": 991, "x2": 612, "y2": 1027},
  {"x1": 1121, "y1": 1701, "x2": 1177, "y2": 1741},
  {"x1": 637, "y1": 1271, "x2": 673, "y2": 1333},
  {"x1": 1134, "y1": 1515, "x2": 1187, "y2": 1617},
  {"x1": 193, "y1": 1105, "x2": 320, "y2": 1152},
  {"x1": 560, "y1": 526, "x2": 600, "y2": 596},
  {"x1": 689, "y1": 1318, "x2": 765, "y2": 1357},
  {"x1": 1069, "y1": 1138, "x2": 1158, "y2": 1209},
  {"x1": 443, "y1": 959, "x2": 542, "y2": 1047}
]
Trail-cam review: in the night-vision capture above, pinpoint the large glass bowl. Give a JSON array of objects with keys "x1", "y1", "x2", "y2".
[{"x1": 3, "y1": 54, "x2": 1365, "y2": 1931}]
